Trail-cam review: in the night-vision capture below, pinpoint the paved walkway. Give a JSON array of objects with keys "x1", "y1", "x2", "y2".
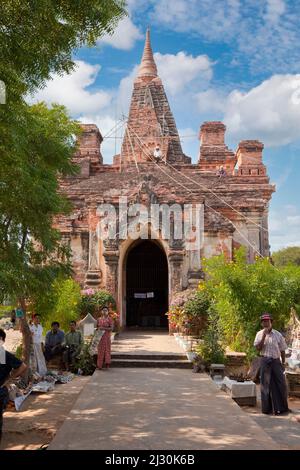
[
  {"x1": 48, "y1": 331, "x2": 278, "y2": 450},
  {"x1": 48, "y1": 369, "x2": 277, "y2": 450},
  {"x1": 111, "y1": 330, "x2": 184, "y2": 356}
]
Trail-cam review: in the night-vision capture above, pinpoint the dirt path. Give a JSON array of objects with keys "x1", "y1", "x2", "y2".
[{"x1": 0, "y1": 376, "x2": 90, "y2": 450}]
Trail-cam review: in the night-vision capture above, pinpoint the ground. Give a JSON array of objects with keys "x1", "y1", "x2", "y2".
[
  {"x1": 1, "y1": 329, "x2": 299, "y2": 450},
  {"x1": 242, "y1": 390, "x2": 300, "y2": 450},
  {"x1": 0, "y1": 329, "x2": 90, "y2": 450},
  {"x1": 0, "y1": 376, "x2": 90, "y2": 450}
]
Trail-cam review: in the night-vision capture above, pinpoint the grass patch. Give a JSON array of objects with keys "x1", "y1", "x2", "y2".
[{"x1": 0, "y1": 305, "x2": 13, "y2": 318}]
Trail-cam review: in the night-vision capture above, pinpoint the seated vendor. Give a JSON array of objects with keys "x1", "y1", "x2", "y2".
[
  {"x1": 287, "y1": 331, "x2": 300, "y2": 370},
  {"x1": 44, "y1": 321, "x2": 65, "y2": 362},
  {"x1": 0, "y1": 328, "x2": 27, "y2": 441},
  {"x1": 62, "y1": 321, "x2": 83, "y2": 371}
]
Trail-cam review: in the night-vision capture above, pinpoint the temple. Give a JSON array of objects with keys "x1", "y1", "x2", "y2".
[{"x1": 55, "y1": 29, "x2": 275, "y2": 329}]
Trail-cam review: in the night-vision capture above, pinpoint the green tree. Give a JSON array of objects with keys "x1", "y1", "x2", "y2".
[
  {"x1": 272, "y1": 246, "x2": 300, "y2": 267},
  {"x1": 184, "y1": 290, "x2": 210, "y2": 336},
  {"x1": 0, "y1": 1, "x2": 126, "y2": 91},
  {"x1": 203, "y1": 248, "x2": 300, "y2": 358},
  {"x1": 33, "y1": 277, "x2": 82, "y2": 332},
  {"x1": 0, "y1": 1, "x2": 126, "y2": 377},
  {"x1": 196, "y1": 307, "x2": 226, "y2": 365},
  {"x1": 0, "y1": 103, "x2": 81, "y2": 372}
]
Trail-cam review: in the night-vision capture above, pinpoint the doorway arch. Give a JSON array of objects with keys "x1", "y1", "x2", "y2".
[{"x1": 125, "y1": 240, "x2": 168, "y2": 328}]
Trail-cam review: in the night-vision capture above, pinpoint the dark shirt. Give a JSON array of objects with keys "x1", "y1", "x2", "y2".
[
  {"x1": 45, "y1": 330, "x2": 65, "y2": 348},
  {"x1": 0, "y1": 351, "x2": 22, "y2": 387},
  {"x1": 65, "y1": 331, "x2": 83, "y2": 351}
]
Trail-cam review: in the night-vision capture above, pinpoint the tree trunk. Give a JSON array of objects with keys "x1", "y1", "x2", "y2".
[{"x1": 19, "y1": 298, "x2": 31, "y2": 384}]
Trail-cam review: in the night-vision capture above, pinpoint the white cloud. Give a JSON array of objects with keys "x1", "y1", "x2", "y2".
[
  {"x1": 223, "y1": 74, "x2": 300, "y2": 147},
  {"x1": 286, "y1": 215, "x2": 300, "y2": 226},
  {"x1": 264, "y1": 0, "x2": 286, "y2": 23},
  {"x1": 196, "y1": 89, "x2": 226, "y2": 114},
  {"x1": 98, "y1": 17, "x2": 142, "y2": 50},
  {"x1": 31, "y1": 60, "x2": 112, "y2": 115},
  {"x1": 150, "y1": 0, "x2": 240, "y2": 41},
  {"x1": 154, "y1": 52, "x2": 213, "y2": 95},
  {"x1": 118, "y1": 65, "x2": 138, "y2": 116},
  {"x1": 147, "y1": 0, "x2": 299, "y2": 74},
  {"x1": 270, "y1": 205, "x2": 300, "y2": 251},
  {"x1": 178, "y1": 127, "x2": 199, "y2": 161}
]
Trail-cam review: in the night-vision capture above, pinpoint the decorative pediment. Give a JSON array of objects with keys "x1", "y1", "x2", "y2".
[{"x1": 131, "y1": 176, "x2": 159, "y2": 206}]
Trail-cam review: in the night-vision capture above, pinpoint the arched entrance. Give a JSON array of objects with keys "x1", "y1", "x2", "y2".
[{"x1": 126, "y1": 240, "x2": 168, "y2": 328}]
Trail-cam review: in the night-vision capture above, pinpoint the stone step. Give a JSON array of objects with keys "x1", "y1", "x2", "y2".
[
  {"x1": 85, "y1": 279, "x2": 101, "y2": 285},
  {"x1": 111, "y1": 359, "x2": 192, "y2": 369},
  {"x1": 86, "y1": 274, "x2": 101, "y2": 280},
  {"x1": 111, "y1": 353, "x2": 187, "y2": 360}
]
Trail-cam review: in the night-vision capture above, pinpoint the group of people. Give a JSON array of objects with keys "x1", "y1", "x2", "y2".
[
  {"x1": 0, "y1": 306, "x2": 113, "y2": 441},
  {"x1": 29, "y1": 315, "x2": 83, "y2": 375},
  {"x1": 30, "y1": 306, "x2": 114, "y2": 374}
]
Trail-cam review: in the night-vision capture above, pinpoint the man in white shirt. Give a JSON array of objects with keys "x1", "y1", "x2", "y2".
[
  {"x1": 153, "y1": 145, "x2": 163, "y2": 163},
  {"x1": 30, "y1": 314, "x2": 47, "y2": 376},
  {"x1": 254, "y1": 313, "x2": 290, "y2": 415}
]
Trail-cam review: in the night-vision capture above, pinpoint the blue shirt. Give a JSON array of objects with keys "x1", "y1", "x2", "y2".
[{"x1": 45, "y1": 329, "x2": 65, "y2": 348}]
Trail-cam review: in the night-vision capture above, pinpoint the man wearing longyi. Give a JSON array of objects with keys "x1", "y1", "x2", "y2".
[{"x1": 254, "y1": 313, "x2": 290, "y2": 415}]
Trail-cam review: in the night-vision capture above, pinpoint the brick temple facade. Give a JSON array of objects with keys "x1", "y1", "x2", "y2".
[{"x1": 55, "y1": 30, "x2": 275, "y2": 328}]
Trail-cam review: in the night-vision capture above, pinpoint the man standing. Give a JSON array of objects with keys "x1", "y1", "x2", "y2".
[
  {"x1": 0, "y1": 328, "x2": 27, "y2": 441},
  {"x1": 63, "y1": 321, "x2": 83, "y2": 371},
  {"x1": 29, "y1": 314, "x2": 47, "y2": 376},
  {"x1": 254, "y1": 313, "x2": 290, "y2": 415},
  {"x1": 44, "y1": 321, "x2": 65, "y2": 362}
]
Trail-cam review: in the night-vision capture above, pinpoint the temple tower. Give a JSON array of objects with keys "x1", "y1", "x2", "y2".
[{"x1": 119, "y1": 29, "x2": 191, "y2": 165}]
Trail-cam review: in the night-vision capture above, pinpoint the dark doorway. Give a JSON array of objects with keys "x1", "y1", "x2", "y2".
[{"x1": 126, "y1": 240, "x2": 168, "y2": 328}]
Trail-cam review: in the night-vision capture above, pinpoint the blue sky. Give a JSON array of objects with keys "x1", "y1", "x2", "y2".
[{"x1": 32, "y1": 0, "x2": 300, "y2": 252}]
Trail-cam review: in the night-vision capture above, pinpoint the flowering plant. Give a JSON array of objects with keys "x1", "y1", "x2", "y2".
[
  {"x1": 109, "y1": 311, "x2": 120, "y2": 332},
  {"x1": 82, "y1": 288, "x2": 95, "y2": 296},
  {"x1": 79, "y1": 289, "x2": 116, "y2": 317}
]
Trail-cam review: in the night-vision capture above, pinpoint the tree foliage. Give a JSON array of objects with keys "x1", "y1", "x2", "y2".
[
  {"x1": 272, "y1": 246, "x2": 300, "y2": 267},
  {"x1": 0, "y1": 1, "x2": 127, "y2": 372},
  {"x1": 0, "y1": 1, "x2": 126, "y2": 92},
  {"x1": 203, "y1": 248, "x2": 300, "y2": 358},
  {"x1": 0, "y1": 103, "x2": 80, "y2": 304},
  {"x1": 32, "y1": 277, "x2": 82, "y2": 332},
  {"x1": 196, "y1": 307, "x2": 226, "y2": 365}
]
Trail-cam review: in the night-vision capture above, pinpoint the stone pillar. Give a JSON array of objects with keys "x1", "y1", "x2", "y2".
[
  {"x1": 246, "y1": 214, "x2": 262, "y2": 262},
  {"x1": 68, "y1": 232, "x2": 89, "y2": 286},
  {"x1": 168, "y1": 250, "x2": 184, "y2": 301},
  {"x1": 81, "y1": 232, "x2": 89, "y2": 270},
  {"x1": 103, "y1": 250, "x2": 119, "y2": 301},
  {"x1": 88, "y1": 230, "x2": 99, "y2": 270},
  {"x1": 261, "y1": 208, "x2": 270, "y2": 257},
  {"x1": 236, "y1": 140, "x2": 266, "y2": 176}
]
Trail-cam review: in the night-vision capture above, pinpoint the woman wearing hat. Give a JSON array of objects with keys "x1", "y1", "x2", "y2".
[
  {"x1": 96, "y1": 306, "x2": 113, "y2": 370},
  {"x1": 254, "y1": 313, "x2": 290, "y2": 415}
]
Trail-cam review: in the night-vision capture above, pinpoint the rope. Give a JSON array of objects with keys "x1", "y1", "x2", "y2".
[
  {"x1": 125, "y1": 120, "x2": 264, "y2": 258},
  {"x1": 121, "y1": 114, "x2": 269, "y2": 234},
  {"x1": 102, "y1": 119, "x2": 125, "y2": 140},
  {"x1": 126, "y1": 125, "x2": 140, "y2": 173}
]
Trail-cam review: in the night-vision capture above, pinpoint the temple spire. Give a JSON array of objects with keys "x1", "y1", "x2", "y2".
[{"x1": 137, "y1": 28, "x2": 158, "y2": 80}]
